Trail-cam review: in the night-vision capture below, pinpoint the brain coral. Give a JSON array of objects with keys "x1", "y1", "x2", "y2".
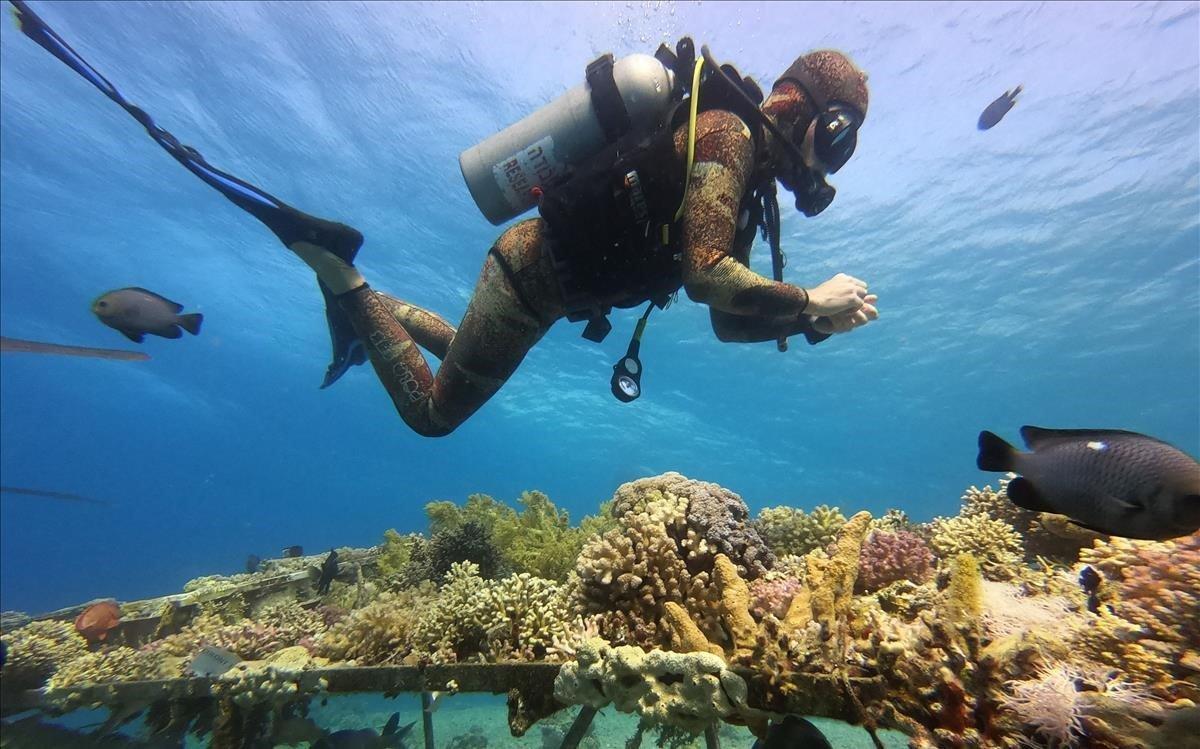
[
  {"x1": 575, "y1": 473, "x2": 774, "y2": 649},
  {"x1": 856, "y1": 530, "x2": 934, "y2": 593}
]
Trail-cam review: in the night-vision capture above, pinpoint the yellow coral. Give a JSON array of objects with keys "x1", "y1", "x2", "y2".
[
  {"x1": 663, "y1": 602, "x2": 723, "y2": 657},
  {"x1": 930, "y1": 514, "x2": 1023, "y2": 580},
  {"x1": 713, "y1": 554, "x2": 757, "y2": 651},
  {"x1": 47, "y1": 646, "x2": 171, "y2": 690},
  {"x1": 944, "y1": 553, "x2": 983, "y2": 623}
]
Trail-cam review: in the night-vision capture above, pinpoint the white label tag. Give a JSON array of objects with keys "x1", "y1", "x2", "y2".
[{"x1": 492, "y1": 136, "x2": 564, "y2": 212}]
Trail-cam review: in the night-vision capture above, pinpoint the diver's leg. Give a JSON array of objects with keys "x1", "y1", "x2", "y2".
[
  {"x1": 334, "y1": 219, "x2": 565, "y2": 437},
  {"x1": 373, "y1": 296, "x2": 456, "y2": 362}
]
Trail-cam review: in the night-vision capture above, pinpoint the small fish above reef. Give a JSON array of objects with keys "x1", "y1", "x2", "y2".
[
  {"x1": 0, "y1": 485, "x2": 108, "y2": 506},
  {"x1": 977, "y1": 426, "x2": 1200, "y2": 540},
  {"x1": 1078, "y1": 564, "x2": 1103, "y2": 615},
  {"x1": 317, "y1": 549, "x2": 339, "y2": 595},
  {"x1": 91, "y1": 287, "x2": 202, "y2": 343},
  {"x1": 314, "y1": 712, "x2": 414, "y2": 749},
  {"x1": 74, "y1": 600, "x2": 121, "y2": 643},
  {"x1": 978, "y1": 85, "x2": 1022, "y2": 130},
  {"x1": 282, "y1": 545, "x2": 304, "y2": 558},
  {"x1": 752, "y1": 716, "x2": 832, "y2": 749},
  {"x1": 0, "y1": 335, "x2": 149, "y2": 361}
]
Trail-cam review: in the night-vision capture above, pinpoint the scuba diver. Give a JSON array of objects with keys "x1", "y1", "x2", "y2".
[{"x1": 12, "y1": 1, "x2": 878, "y2": 437}]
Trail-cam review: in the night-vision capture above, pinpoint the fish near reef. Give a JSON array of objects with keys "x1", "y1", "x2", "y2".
[
  {"x1": 282, "y1": 545, "x2": 304, "y2": 558},
  {"x1": 317, "y1": 549, "x2": 339, "y2": 595},
  {"x1": 313, "y1": 712, "x2": 415, "y2": 749},
  {"x1": 752, "y1": 716, "x2": 833, "y2": 749},
  {"x1": 978, "y1": 85, "x2": 1022, "y2": 130},
  {"x1": 977, "y1": 426, "x2": 1200, "y2": 540},
  {"x1": 91, "y1": 287, "x2": 203, "y2": 343},
  {"x1": 74, "y1": 600, "x2": 121, "y2": 643}
]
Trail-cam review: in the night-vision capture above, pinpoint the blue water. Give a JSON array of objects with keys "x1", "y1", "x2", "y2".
[{"x1": 1, "y1": 1, "x2": 1196, "y2": 615}]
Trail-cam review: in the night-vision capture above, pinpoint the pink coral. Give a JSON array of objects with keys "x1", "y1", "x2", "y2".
[
  {"x1": 856, "y1": 530, "x2": 934, "y2": 593},
  {"x1": 749, "y1": 577, "x2": 803, "y2": 619}
]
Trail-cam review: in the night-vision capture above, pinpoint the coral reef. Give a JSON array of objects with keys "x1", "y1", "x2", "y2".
[
  {"x1": 1, "y1": 619, "x2": 88, "y2": 690},
  {"x1": 749, "y1": 576, "x2": 803, "y2": 619},
  {"x1": 315, "y1": 587, "x2": 430, "y2": 665},
  {"x1": 4, "y1": 474, "x2": 1196, "y2": 749},
  {"x1": 753, "y1": 504, "x2": 846, "y2": 557},
  {"x1": 574, "y1": 473, "x2": 773, "y2": 649},
  {"x1": 410, "y1": 562, "x2": 572, "y2": 663},
  {"x1": 47, "y1": 646, "x2": 170, "y2": 689},
  {"x1": 856, "y1": 530, "x2": 934, "y2": 593},
  {"x1": 554, "y1": 638, "x2": 756, "y2": 734},
  {"x1": 929, "y1": 513, "x2": 1023, "y2": 580},
  {"x1": 962, "y1": 478, "x2": 1100, "y2": 562}
]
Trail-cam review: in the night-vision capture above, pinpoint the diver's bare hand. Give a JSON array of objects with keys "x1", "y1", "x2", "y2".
[
  {"x1": 812, "y1": 294, "x2": 878, "y2": 335},
  {"x1": 805, "y1": 273, "x2": 870, "y2": 316}
]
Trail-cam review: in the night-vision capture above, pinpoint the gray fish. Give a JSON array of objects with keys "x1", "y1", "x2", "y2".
[
  {"x1": 314, "y1": 713, "x2": 414, "y2": 749},
  {"x1": 977, "y1": 85, "x2": 1022, "y2": 130},
  {"x1": 752, "y1": 716, "x2": 833, "y2": 749},
  {"x1": 977, "y1": 426, "x2": 1200, "y2": 540},
  {"x1": 91, "y1": 287, "x2": 203, "y2": 343}
]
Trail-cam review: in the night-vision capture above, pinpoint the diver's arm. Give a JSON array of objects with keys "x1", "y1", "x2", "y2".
[
  {"x1": 678, "y1": 111, "x2": 814, "y2": 319},
  {"x1": 709, "y1": 308, "x2": 831, "y2": 344}
]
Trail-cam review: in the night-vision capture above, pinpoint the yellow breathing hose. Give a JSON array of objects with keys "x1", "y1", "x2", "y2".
[{"x1": 673, "y1": 57, "x2": 706, "y2": 223}]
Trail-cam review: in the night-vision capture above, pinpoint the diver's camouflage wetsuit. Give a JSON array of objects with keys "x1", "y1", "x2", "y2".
[{"x1": 322, "y1": 104, "x2": 830, "y2": 437}]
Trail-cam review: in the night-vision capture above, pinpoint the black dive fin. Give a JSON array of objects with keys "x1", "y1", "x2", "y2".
[
  {"x1": 1006, "y1": 477, "x2": 1055, "y2": 513},
  {"x1": 120, "y1": 330, "x2": 145, "y2": 344},
  {"x1": 977, "y1": 430, "x2": 1018, "y2": 472},
  {"x1": 1008, "y1": 84, "x2": 1023, "y2": 102},
  {"x1": 318, "y1": 281, "x2": 367, "y2": 389},
  {"x1": 177, "y1": 313, "x2": 203, "y2": 336}
]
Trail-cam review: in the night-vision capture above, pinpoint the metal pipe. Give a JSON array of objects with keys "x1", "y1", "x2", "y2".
[
  {"x1": 420, "y1": 691, "x2": 435, "y2": 749},
  {"x1": 705, "y1": 723, "x2": 721, "y2": 749},
  {"x1": 559, "y1": 705, "x2": 598, "y2": 749}
]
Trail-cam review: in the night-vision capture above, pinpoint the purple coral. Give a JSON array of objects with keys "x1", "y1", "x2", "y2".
[
  {"x1": 856, "y1": 530, "x2": 934, "y2": 593},
  {"x1": 749, "y1": 577, "x2": 803, "y2": 619}
]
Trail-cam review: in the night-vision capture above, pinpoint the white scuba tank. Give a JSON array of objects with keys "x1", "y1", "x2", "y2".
[{"x1": 459, "y1": 53, "x2": 676, "y2": 226}]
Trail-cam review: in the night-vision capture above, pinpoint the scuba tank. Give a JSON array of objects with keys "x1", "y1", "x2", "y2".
[{"x1": 459, "y1": 53, "x2": 676, "y2": 226}]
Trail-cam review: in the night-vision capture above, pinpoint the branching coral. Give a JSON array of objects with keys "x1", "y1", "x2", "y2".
[
  {"x1": 410, "y1": 562, "x2": 571, "y2": 663},
  {"x1": 46, "y1": 646, "x2": 171, "y2": 689},
  {"x1": 856, "y1": 530, "x2": 934, "y2": 593},
  {"x1": 1080, "y1": 534, "x2": 1199, "y2": 646},
  {"x1": 574, "y1": 473, "x2": 772, "y2": 649},
  {"x1": 930, "y1": 514, "x2": 1023, "y2": 580},
  {"x1": 377, "y1": 529, "x2": 420, "y2": 580},
  {"x1": 753, "y1": 504, "x2": 846, "y2": 557},
  {"x1": 962, "y1": 478, "x2": 1099, "y2": 562},
  {"x1": 315, "y1": 587, "x2": 430, "y2": 665},
  {"x1": 979, "y1": 581, "x2": 1083, "y2": 640},
  {"x1": 492, "y1": 491, "x2": 602, "y2": 582},
  {"x1": 1, "y1": 619, "x2": 88, "y2": 690}
]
